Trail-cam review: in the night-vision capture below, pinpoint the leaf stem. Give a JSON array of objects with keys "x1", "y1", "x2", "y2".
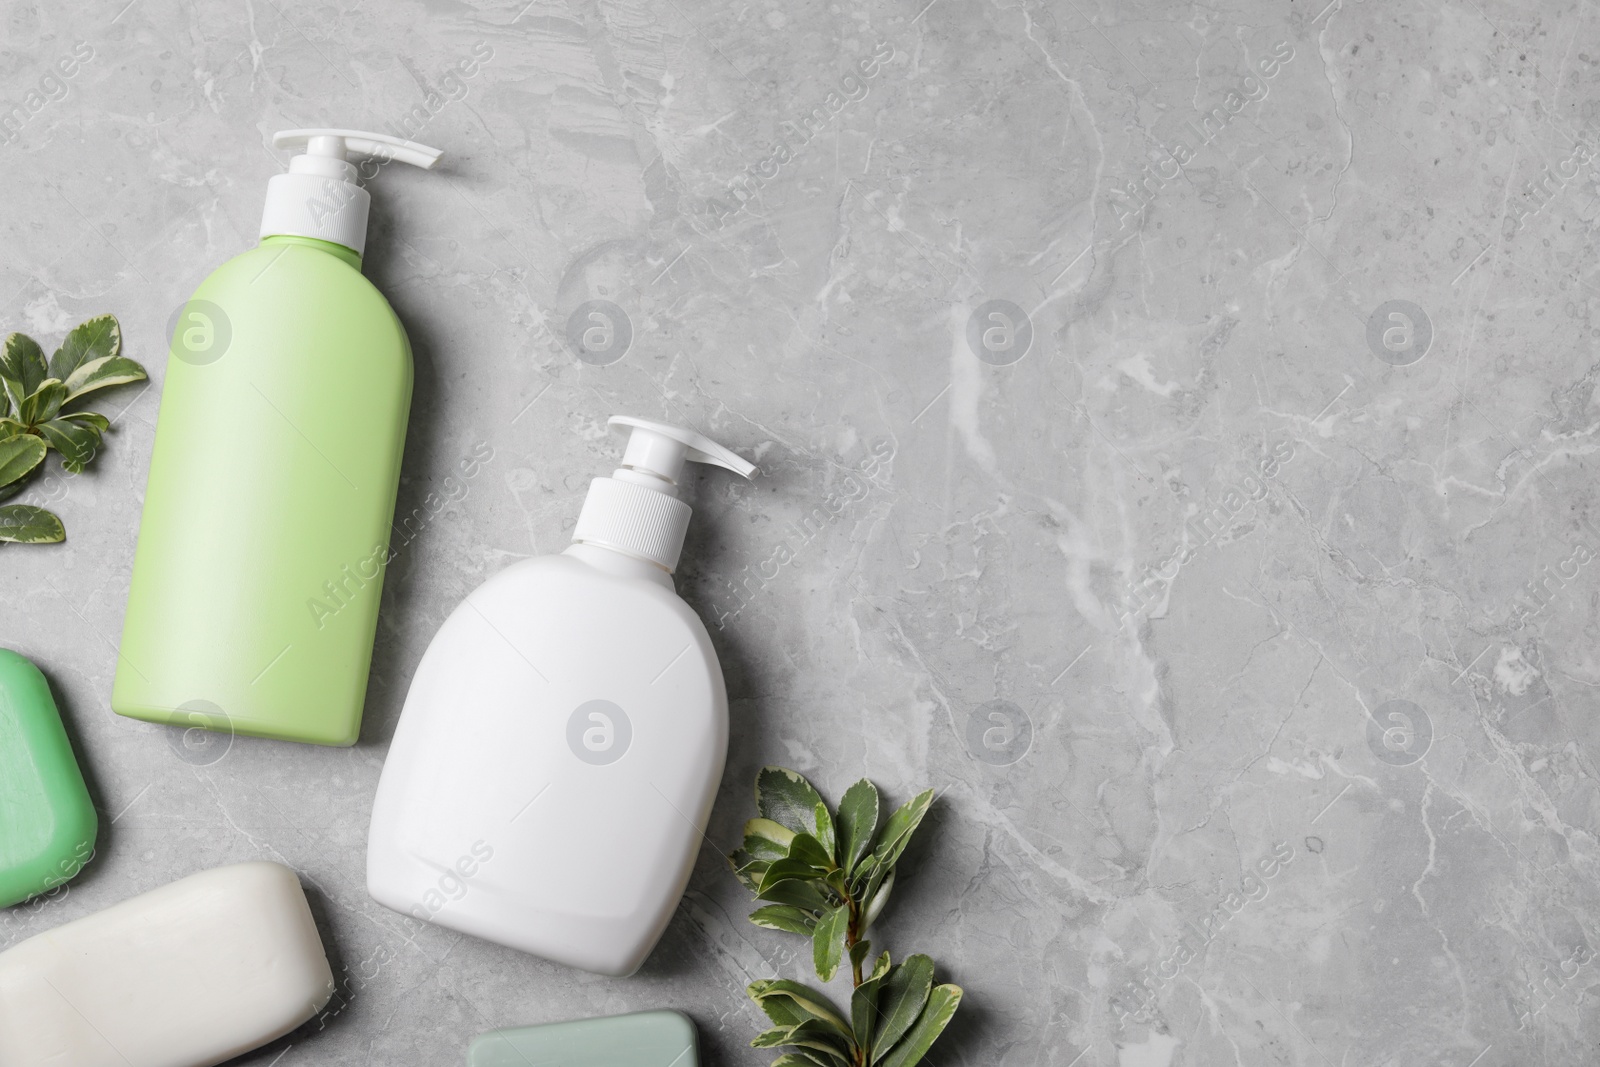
[{"x1": 847, "y1": 892, "x2": 864, "y2": 988}]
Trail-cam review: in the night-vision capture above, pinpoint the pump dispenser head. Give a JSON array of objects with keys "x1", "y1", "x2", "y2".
[
  {"x1": 572, "y1": 416, "x2": 756, "y2": 573},
  {"x1": 260, "y1": 128, "x2": 442, "y2": 258}
]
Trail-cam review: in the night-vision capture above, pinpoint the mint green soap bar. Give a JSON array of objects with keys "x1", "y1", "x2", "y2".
[
  {"x1": 468, "y1": 1010, "x2": 698, "y2": 1067},
  {"x1": 0, "y1": 650, "x2": 97, "y2": 908}
]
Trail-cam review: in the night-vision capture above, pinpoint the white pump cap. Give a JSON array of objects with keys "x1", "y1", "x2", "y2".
[
  {"x1": 260, "y1": 128, "x2": 443, "y2": 257},
  {"x1": 571, "y1": 416, "x2": 756, "y2": 573}
]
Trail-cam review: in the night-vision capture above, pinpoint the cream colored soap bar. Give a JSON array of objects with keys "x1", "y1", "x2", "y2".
[{"x1": 0, "y1": 861, "x2": 335, "y2": 1067}]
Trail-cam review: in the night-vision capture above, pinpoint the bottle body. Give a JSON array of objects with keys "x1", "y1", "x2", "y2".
[
  {"x1": 366, "y1": 551, "x2": 728, "y2": 976},
  {"x1": 113, "y1": 237, "x2": 413, "y2": 747}
]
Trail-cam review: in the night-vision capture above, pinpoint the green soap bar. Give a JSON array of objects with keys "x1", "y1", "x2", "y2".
[
  {"x1": 0, "y1": 649, "x2": 97, "y2": 908},
  {"x1": 468, "y1": 1010, "x2": 698, "y2": 1067}
]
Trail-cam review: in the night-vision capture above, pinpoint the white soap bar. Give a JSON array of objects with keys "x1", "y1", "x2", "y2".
[{"x1": 0, "y1": 861, "x2": 335, "y2": 1067}]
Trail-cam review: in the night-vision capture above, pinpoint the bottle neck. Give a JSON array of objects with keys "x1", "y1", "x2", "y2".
[
  {"x1": 261, "y1": 234, "x2": 362, "y2": 270},
  {"x1": 260, "y1": 170, "x2": 372, "y2": 257},
  {"x1": 562, "y1": 542, "x2": 674, "y2": 589},
  {"x1": 569, "y1": 476, "x2": 692, "y2": 574}
]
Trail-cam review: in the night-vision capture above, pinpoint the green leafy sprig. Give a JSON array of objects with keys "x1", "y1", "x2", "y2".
[
  {"x1": 729, "y1": 767, "x2": 961, "y2": 1067},
  {"x1": 0, "y1": 314, "x2": 145, "y2": 543}
]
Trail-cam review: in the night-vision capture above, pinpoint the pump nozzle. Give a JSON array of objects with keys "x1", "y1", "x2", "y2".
[
  {"x1": 272, "y1": 129, "x2": 443, "y2": 172},
  {"x1": 609, "y1": 416, "x2": 757, "y2": 489},
  {"x1": 571, "y1": 416, "x2": 756, "y2": 573},
  {"x1": 260, "y1": 127, "x2": 443, "y2": 258}
]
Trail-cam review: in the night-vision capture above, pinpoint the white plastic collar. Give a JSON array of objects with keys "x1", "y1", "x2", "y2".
[{"x1": 571, "y1": 416, "x2": 756, "y2": 572}]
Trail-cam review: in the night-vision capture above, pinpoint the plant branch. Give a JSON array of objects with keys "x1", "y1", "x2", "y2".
[{"x1": 730, "y1": 769, "x2": 959, "y2": 1067}]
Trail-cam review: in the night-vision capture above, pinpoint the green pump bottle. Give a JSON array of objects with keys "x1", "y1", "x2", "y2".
[{"x1": 113, "y1": 129, "x2": 442, "y2": 747}]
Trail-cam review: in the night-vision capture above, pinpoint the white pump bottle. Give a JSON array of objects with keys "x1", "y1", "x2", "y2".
[{"x1": 366, "y1": 416, "x2": 755, "y2": 976}]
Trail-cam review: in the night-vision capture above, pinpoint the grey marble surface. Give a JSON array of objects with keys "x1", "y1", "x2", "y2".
[{"x1": 4, "y1": 0, "x2": 1600, "y2": 1064}]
